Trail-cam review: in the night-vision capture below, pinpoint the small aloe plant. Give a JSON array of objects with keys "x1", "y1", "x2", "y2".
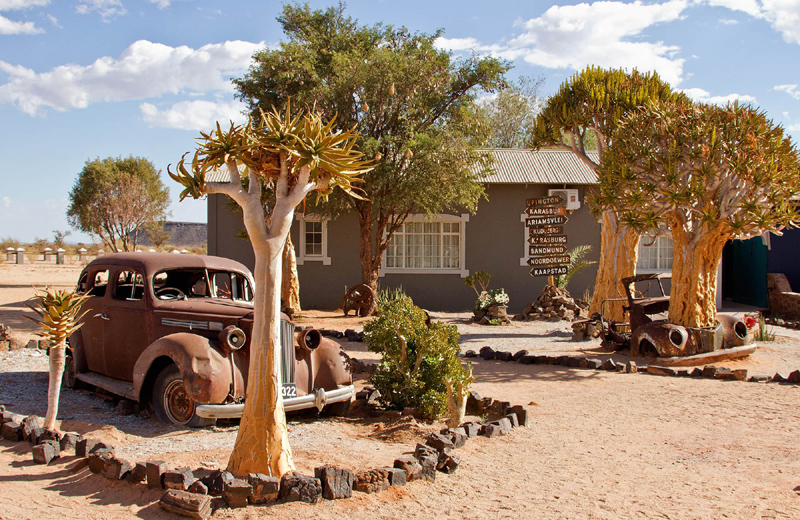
[{"x1": 26, "y1": 287, "x2": 91, "y2": 430}]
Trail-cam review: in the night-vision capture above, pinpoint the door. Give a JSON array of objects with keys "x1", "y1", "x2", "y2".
[
  {"x1": 80, "y1": 268, "x2": 110, "y2": 373},
  {"x1": 722, "y1": 237, "x2": 768, "y2": 308},
  {"x1": 103, "y1": 269, "x2": 150, "y2": 381}
]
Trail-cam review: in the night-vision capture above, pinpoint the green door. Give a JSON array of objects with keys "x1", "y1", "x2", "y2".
[{"x1": 721, "y1": 237, "x2": 767, "y2": 308}]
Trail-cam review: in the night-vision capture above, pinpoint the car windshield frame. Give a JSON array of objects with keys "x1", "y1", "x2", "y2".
[{"x1": 151, "y1": 267, "x2": 255, "y2": 302}]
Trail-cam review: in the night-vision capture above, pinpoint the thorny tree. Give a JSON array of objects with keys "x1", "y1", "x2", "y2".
[
  {"x1": 529, "y1": 66, "x2": 685, "y2": 321},
  {"x1": 234, "y1": 3, "x2": 508, "y2": 310},
  {"x1": 600, "y1": 101, "x2": 800, "y2": 328},
  {"x1": 169, "y1": 106, "x2": 373, "y2": 478},
  {"x1": 67, "y1": 156, "x2": 170, "y2": 252}
]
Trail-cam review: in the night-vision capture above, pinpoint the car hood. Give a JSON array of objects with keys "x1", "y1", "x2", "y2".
[{"x1": 154, "y1": 298, "x2": 255, "y2": 320}]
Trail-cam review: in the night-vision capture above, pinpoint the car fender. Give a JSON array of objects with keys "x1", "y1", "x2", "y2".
[
  {"x1": 133, "y1": 332, "x2": 235, "y2": 405},
  {"x1": 309, "y1": 337, "x2": 353, "y2": 391},
  {"x1": 631, "y1": 322, "x2": 690, "y2": 357},
  {"x1": 67, "y1": 331, "x2": 87, "y2": 373},
  {"x1": 717, "y1": 314, "x2": 753, "y2": 347}
]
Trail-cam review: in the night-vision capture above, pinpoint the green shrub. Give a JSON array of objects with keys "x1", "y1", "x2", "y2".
[
  {"x1": 364, "y1": 295, "x2": 469, "y2": 421},
  {"x1": 376, "y1": 285, "x2": 406, "y2": 310}
]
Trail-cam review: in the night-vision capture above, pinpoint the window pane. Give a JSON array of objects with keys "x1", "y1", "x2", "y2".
[
  {"x1": 304, "y1": 221, "x2": 323, "y2": 256},
  {"x1": 389, "y1": 219, "x2": 461, "y2": 270}
]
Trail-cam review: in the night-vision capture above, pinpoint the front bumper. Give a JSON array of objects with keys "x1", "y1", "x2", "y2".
[{"x1": 195, "y1": 384, "x2": 355, "y2": 419}]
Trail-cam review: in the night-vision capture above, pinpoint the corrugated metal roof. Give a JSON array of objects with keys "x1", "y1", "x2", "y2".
[
  {"x1": 206, "y1": 163, "x2": 246, "y2": 183},
  {"x1": 477, "y1": 149, "x2": 599, "y2": 185},
  {"x1": 206, "y1": 149, "x2": 599, "y2": 185}
]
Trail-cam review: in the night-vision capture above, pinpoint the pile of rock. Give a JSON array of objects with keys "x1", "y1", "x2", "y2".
[
  {"x1": 473, "y1": 305, "x2": 512, "y2": 326},
  {"x1": 570, "y1": 313, "x2": 604, "y2": 341},
  {"x1": 518, "y1": 286, "x2": 588, "y2": 322}
]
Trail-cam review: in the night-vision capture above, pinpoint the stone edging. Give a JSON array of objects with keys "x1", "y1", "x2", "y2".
[
  {"x1": 466, "y1": 346, "x2": 800, "y2": 384},
  {"x1": 0, "y1": 393, "x2": 530, "y2": 518}
]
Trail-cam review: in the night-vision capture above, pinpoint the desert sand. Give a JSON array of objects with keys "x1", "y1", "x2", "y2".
[{"x1": 1, "y1": 261, "x2": 800, "y2": 519}]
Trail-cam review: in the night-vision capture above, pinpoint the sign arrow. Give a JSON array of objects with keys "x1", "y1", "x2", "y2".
[
  {"x1": 529, "y1": 266, "x2": 569, "y2": 277},
  {"x1": 526, "y1": 215, "x2": 568, "y2": 227},
  {"x1": 528, "y1": 234, "x2": 568, "y2": 245},
  {"x1": 527, "y1": 255, "x2": 571, "y2": 267},
  {"x1": 528, "y1": 226, "x2": 563, "y2": 236},
  {"x1": 526, "y1": 195, "x2": 564, "y2": 207},
  {"x1": 528, "y1": 245, "x2": 568, "y2": 256},
  {"x1": 525, "y1": 205, "x2": 567, "y2": 217}
]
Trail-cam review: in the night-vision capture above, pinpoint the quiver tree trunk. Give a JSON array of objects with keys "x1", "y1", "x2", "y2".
[
  {"x1": 667, "y1": 225, "x2": 728, "y2": 329},
  {"x1": 281, "y1": 234, "x2": 301, "y2": 315},
  {"x1": 43, "y1": 342, "x2": 66, "y2": 430},
  {"x1": 589, "y1": 210, "x2": 640, "y2": 322}
]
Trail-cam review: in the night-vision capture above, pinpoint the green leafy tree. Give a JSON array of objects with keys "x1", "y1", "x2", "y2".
[
  {"x1": 234, "y1": 3, "x2": 509, "y2": 311},
  {"x1": 142, "y1": 220, "x2": 171, "y2": 248},
  {"x1": 529, "y1": 66, "x2": 686, "y2": 321},
  {"x1": 600, "y1": 100, "x2": 800, "y2": 328},
  {"x1": 169, "y1": 105, "x2": 373, "y2": 478},
  {"x1": 479, "y1": 75, "x2": 544, "y2": 148},
  {"x1": 67, "y1": 156, "x2": 170, "y2": 252}
]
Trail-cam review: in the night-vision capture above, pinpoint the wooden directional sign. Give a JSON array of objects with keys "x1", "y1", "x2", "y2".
[
  {"x1": 529, "y1": 225, "x2": 562, "y2": 236},
  {"x1": 525, "y1": 205, "x2": 567, "y2": 217},
  {"x1": 530, "y1": 266, "x2": 568, "y2": 277},
  {"x1": 526, "y1": 215, "x2": 568, "y2": 227},
  {"x1": 526, "y1": 195, "x2": 564, "y2": 207},
  {"x1": 527, "y1": 255, "x2": 570, "y2": 267},
  {"x1": 528, "y1": 234, "x2": 568, "y2": 245},
  {"x1": 528, "y1": 245, "x2": 568, "y2": 256}
]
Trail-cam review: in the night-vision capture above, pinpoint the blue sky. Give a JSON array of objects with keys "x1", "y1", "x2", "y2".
[{"x1": 0, "y1": 0, "x2": 798, "y2": 243}]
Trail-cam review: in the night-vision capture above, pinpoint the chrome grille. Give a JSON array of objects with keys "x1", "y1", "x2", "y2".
[
  {"x1": 161, "y1": 318, "x2": 209, "y2": 330},
  {"x1": 279, "y1": 320, "x2": 295, "y2": 385}
]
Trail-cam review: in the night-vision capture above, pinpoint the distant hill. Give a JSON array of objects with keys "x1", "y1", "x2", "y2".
[{"x1": 134, "y1": 222, "x2": 207, "y2": 247}]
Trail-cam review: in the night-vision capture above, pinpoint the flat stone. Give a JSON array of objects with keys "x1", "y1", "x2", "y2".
[
  {"x1": 126, "y1": 463, "x2": 148, "y2": 484},
  {"x1": 163, "y1": 468, "x2": 194, "y2": 491},
  {"x1": 147, "y1": 461, "x2": 170, "y2": 490},
  {"x1": 383, "y1": 467, "x2": 406, "y2": 486},
  {"x1": 102, "y1": 457, "x2": 132, "y2": 480},
  {"x1": 567, "y1": 357, "x2": 582, "y2": 368},
  {"x1": 32, "y1": 442, "x2": 59, "y2": 464},
  {"x1": 510, "y1": 405, "x2": 529, "y2": 427},
  {"x1": 425, "y1": 432, "x2": 454, "y2": 453},
  {"x1": 647, "y1": 366, "x2": 677, "y2": 377},
  {"x1": 461, "y1": 422, "x2": 480, "y2": 437},
  {"x1": 59, "y1": 432, "x2": 80, "y2": 452},
  {"x1": 519, "y1": 355, "x2": 537, "y2": 365},
  {"x1": 585, "y1": 358, "x2": 603, "y2": 370},
  {"x1": 787, "y1": 370, "x2": 800, "y2": 384},
  {"x1": 39, "y1": 429, "x2": 61, "y2": 443},
  {"x1": 489, "y1": 400, "x2": 511, "y2": 417},
  {"x1": 702, "y1": 365, "x2": 717, "y2": 378},
  {"x1": 187, "y1": 480, "x2": 208, "y2": 495},
  {"x1": 748, "y1": 374, "x2": 771, "y2": 382},
  {"x1": 439, "y1": 428, "x2": 467, "y2": 448},
  {"x1": 492, "y1": 417, "x2": 512, "y2": 435},
  {"x1": 222, "y1": 478, "x2": 252, "y2": 508},
  {"x1": 713, "y1": 367, "x2": 735, "y2": 380},
  {"x1": 464, "y1": 350, "x2": 477, "y2": 358},
  {"x1": 676, "y1": 369, "x2": 690, "y2": 377},
  {"x1": 732, "y1": 369, "x2": 748, "y2": 381},
  {"x1": 1, "y1": 421, "x2": 23, "y2": 442},
  {"x1": 465, "y1": 390, "x2": 484, "y2": 415},
  {"x1": 505, "y1": 413, "x2": 519, "y2": 428},
  {"x1": 202, "y1": 470, "x2": 235, "y2": 496},
  {"x1": 27, "y1": 427, "x2": 45, "y2": 445},
  {"x1": 436, "y1": 452, "x2": 461, "y2": 474},
  {"x1": 89, "y1": 451, "x2": 115, "y2": 474},
  {"x1": 159, "y1": 489, "x2": 212, "y2": 520},
  {"x1": 690, "y1": 367, "x2": 704, "y2": 377},
  {"x1": 479, "y1": 346, "x2": 495, "y2": 360},
  {"x1": 772, "y1": 372, "x2": 787, "y2": 383},
  {"x1": 626, "y1": 361, "x2": 638, "y2": 373},
  {"x1": 479, "y1": 423, "x2": 502, "y2": 438},
  {"x1": 494, "y1": 351, "x2": 513, "y2": 362},
  {"x1": 394, "y1": 456, "x2": 423, "y2": 481},
  {"x1": 20, "y1": 415, "x2": 42, "y2": 442},
  {"x1": 353, "y1": 468, "x2": 390, "y2": 494},
  {"x1": 615, "y1": 362, "x2": 627, "y2": 372},
  {"x1": 314, "y1": 466, "x2": 352, "y2": 500},
  {"x1": 554, "y1": 355, "x2": 570, "y2": 366},
  {"x1": 512, "y1": 349, "x2": 529, "y2": 361},
  {"x1": 417, "y1": 453, "x2": 437, "y2": 482},
  {"x1": 414, "y1": 443, "x2": 438, "y2": 460},
  {"x1": 600, "y1": 359, "x2": 617, "y2": 371},
  {"x1": 279, "y1": 472, "x2": 322, "y2": 504}
]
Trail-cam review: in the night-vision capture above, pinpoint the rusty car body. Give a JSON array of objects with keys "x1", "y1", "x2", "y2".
[
  {"x1": 601, "y1": 273, "x2": 753, "y2": 357},
  {"x1": 66, "y1": 252, "x2": 353, "y2": 426}
]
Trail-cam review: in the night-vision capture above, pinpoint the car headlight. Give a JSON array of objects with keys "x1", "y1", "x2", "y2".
[{"x1": 219, "y1": 325, "x2": 246, "y2": 351}]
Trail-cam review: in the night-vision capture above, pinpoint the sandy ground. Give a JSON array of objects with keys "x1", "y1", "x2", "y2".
[{"x1": 2, "y1": 262, "x2": 800, "y2": 519}]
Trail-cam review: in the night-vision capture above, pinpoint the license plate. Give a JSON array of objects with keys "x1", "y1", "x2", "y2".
[{"x1": 281, "y1": 383, "x2": 297, "y2": 399}]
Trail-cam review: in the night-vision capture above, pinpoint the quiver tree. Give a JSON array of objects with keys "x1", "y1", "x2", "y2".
[
  {"x1": 600, "y1": 101, "x2": 800, "y2": 328},
  {"x1": 234, "y1": 3, "x2": 508, "y2": 309},
  {"x1": 169, "y1": 106, "x2": 373, "y2": 478},
  {"x1": 26, "y1": 288, "x2": 90, "y2": 430},
  {"x1": 529, "y1": 66, "x2": 685, "y2": 321}
]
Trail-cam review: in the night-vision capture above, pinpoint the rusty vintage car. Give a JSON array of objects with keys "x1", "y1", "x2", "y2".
[
  {"x1": 600, "y1": 273, "x2": 753, "y2": 357},
  {"x1": 66, "y1": 252, "x2": 354, "y2": 426}
]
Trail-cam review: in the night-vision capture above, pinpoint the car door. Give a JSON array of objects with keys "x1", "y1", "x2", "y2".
[
  {"x1": 80, "y1": 268, "x2": 110, "y2": 374},
  {"x1": 102, "y1": 268, "x2": 150, "y2": 381}
]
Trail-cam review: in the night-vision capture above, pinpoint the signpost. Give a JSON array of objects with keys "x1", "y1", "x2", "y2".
[{"x1": 525, "y1": 195, "x2": 569, "y2": 284}]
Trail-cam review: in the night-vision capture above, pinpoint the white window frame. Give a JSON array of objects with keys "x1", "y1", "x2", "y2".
[
  {"x1": 636, "y1": 232, "x2": 673, "y2": 273},
  {"x1": 295, "y1": 214, "x2": 331, "y2": 266},
  {"x1": 379, "y1": 214, "x2": 469, "y2": 278}
]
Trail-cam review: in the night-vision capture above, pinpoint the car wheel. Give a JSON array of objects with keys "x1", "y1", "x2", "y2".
[
  {"x1": 62, "y1": 354, "x2": 85, "y2": 390},
  {"x1": 152, "y1": 365, "x2": 215, "y2": 428},
  {"x1": 323, "y1": 398, "x2": 352, "y2": 417}
]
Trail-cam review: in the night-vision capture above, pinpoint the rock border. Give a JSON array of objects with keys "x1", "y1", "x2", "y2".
[{"x1": 465, "y1": 346, "x2": 800, "y2": 384}]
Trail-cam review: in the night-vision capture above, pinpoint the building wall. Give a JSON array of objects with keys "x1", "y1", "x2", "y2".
[
  {"x1": 208, "y1": 184, "x2": 601, "y2": 313},
  {"x1": 767, "y1": 229, "x2": 800, "y2": 292}
]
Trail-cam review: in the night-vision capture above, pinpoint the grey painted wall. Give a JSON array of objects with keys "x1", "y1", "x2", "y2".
[{"x1": 208, "y1": 184, "x2": 601, "y2": 313}]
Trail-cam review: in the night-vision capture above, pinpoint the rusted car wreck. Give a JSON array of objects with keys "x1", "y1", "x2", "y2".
[
  {"x1": 600, "y1": 273, "x2": 755, "y2": 358},
  {"x1": 66, "y1": 253, "x2": 353, "y2": 426}
]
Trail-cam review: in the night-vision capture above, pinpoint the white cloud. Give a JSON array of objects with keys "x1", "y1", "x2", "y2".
[
  {"x1": 140, "y1": 98, "x2": 248, "y2": 131},
  {"x1": 703, "y1": 0, "x2": 762, "y2": 16},
  {"x1": 781, "y1": 111, "x2": 800, "y2": 132},
  {"x1": 0, "y1": 0, "x2": 49, "y2": 10},
  {"x1": 45, "y1": 13, "x2": 59, "y2": 27},
  {"x1": 775, "y1": 84, "x2": 800, "y2": 100},
  {"x1": 0, "y1": 13, "x2": 40, "y2": 33},
  {"x1": 436, "y1": 0, "x2": 689, "y2": 85},
  {"x1": 680, "y1": 87, "x2": 757, "y2": 104},
  {"x1": 75, "y1": 0, "x2": 126, "y2": 22},
  {"x1": 1, "y1": 196, "x2": 10, "y2": 208},
  {"x1": 760, "y1": 0, "x2": 800, "y2": 44},
  {"x1": 0, "y1": 39, "x2": 264, "y2": 116},
  {"x1": 149, "y1": 0, "x2": 170, "y2": 9},
  {"x1": 719, "y1": 18, "x2": 740, "y2": 24}
]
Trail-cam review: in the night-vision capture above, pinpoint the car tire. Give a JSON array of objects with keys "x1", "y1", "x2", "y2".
[
  {"x1": 62, "y1": 354, "x2": 85, "y2": 390},
  {"x1": 152, "y1": 365, "x2": 215, "y2": 428},
  {"x1": 323, "y1": 398, "x2": 352, "y2": 417}
]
